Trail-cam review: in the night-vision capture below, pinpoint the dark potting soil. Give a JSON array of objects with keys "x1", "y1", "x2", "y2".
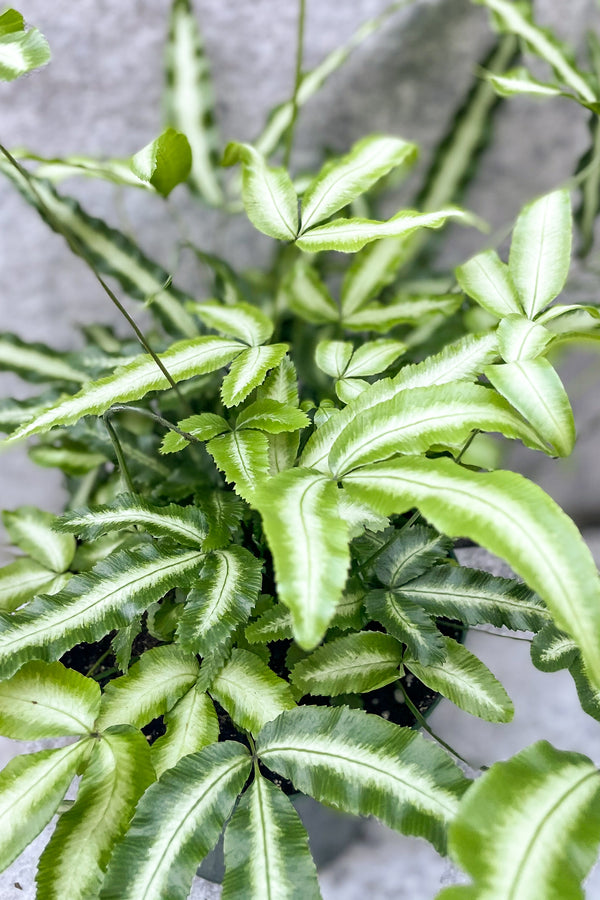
[{"x1": 60, "y1": 618, "x2": 464, "y2": 785}]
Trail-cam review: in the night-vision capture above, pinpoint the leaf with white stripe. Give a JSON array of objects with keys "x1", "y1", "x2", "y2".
[
  {"x1": 344, "y1": 339, "x2": 407, "y2": 377},
  {"x1": 530, "y1": 623, "x2": 578, "y2": 673},
  {"x1": 439, "y1": 741, "x2": 600, "y2": 900},
  {"x1": 0, "y1": 557, "x2": 61, "y2": 613},
  {"x1": 0, "y1": 161, "x2": 198, "y2": 336},
  {"x1": 130, "y1": 127, "x2": 192, "y2": 197},
  {"x1": 345, "y1": 293, "x2": 461, "y2": 332},
  {"x1": 400, "y1": 565, "x2": 550, "y2": 632},
  {"x1": 36, "y1": 729, "x2": 155, "y2": 900},
  {"x1": 342, "y1": 455, "x2": 600, "y2": 691},
  {"x1": 455, "y1": 249, "x2": 522, "y2": 318},
  {"x1": 207, "y1": 430, "x2": 271, "y2": 501},
  {"x1": 236, "y1": 399, "x2": 308, "y2": 434},
  {"x1": 2, "y1": 506, "x2": 75, "y2": 573},
  {"x1": 0, "y1": 543, "x2": 204, "y2": 679},
  {"x1": 508, "y1": 189, "x2": 572, "y2": 318},
  {"x1": 405, "y1": 636, "x2": 513, "y2": 723},
  {"x1": 365, "y1": 591, "x2": 446, "y2": 666},
  {"x1": 327, "y1": 381, "x2": 545, "y2": 477},
  {"x1": 0, "y1": 332, "x2": 89, "y2": 384},
  {"x1": 253, "y1": 469, "x2": 350, "y2": 650},
  {"x1": 299, "y1": 135, "x2": 418, "y2": 233},
  {"x1": 1, "y1": 336, "x2": 243, "y2": 445},
  {"x1": 485, "y1": 66, "x2": 568, "y2": 99},
  {"x1": 315, "y1": 340, "x2": 353, "y2": 378},
  {"x1": 223, "y1": 143, "x2": 298, "y2": 241},
  {"x1": 188, "y1": 300, "x2": 274, "y2": 346},
  {"x1": 222, "y1": 772, "x2": 321, "y2": 900},
  {"x1": 210, "y1": 649, "x2": 296, "y2": 735},
  {"x1": 496, "y1": 314, "x2": 554, "y2": 361},
  {"x1": 281, "y1": 260, "x2": 339, "y2": 324},
  {"x1": 0, "y1": 660, "x2": 99, "y2": 739},
  {"x1": 369, "y1": 524, "x2": 453, "y2": 587},
  {"x1": 98, "y1": 645, "x2": 200, "y2": 730},
  {"x1": 11, "y1": 149, "x2": 150, "y2": 189},
  {"x1": 221, "y1": 343, "x2": 288, "y2": 408},
  {"x1": 0, "y1": 11, "x2": 50, "y2": 81},
  {"x1": 473, "y1": 0, "x2": 595, "y2": 103},
  {"x1": 296, "y1": 207, "x2": 476, "y2": 254},
  {"x1": 290, "y1": 632, "x2": 403, "y2": 697},
  {"x1": 178, "y1": 545, "x2": 263, "y2": 656},
  {"x1": 257, "y1": 705, "x2": 468, "y2": 854},
  {"x1": 300, "y1": 332, "x2": 499, "y2": 473},
  {"x1": 245, "y1": 604, "x2": 293, "y2": 644},
  {"x1": 0, "y1": 740, "x2": 91, "y2": 871},
  {"x1": 340, "y1": 236, "x2": 417, "y2": 316},
  {"x1": 165, "y1": 0, "x2": 223, "y2": 204},
  {"x1": 484, "y1": 358, "x2": 575, "y2": 457},
  {"x1": 100, "y1": 741, "x2": 252, "y2": 900},
  {"x1": 160, "y1": 412, "x2": 229, "y2": 454},
  {"x1": 151, "y1": 688, "x2": 219, "y2": 777},
  {"x1": 56, "y1": 494, "x2": 207, "y2": 547}
]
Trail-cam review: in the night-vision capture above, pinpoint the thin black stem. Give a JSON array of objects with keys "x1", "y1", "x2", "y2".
[
  {"x1": 104, "y1": 413, "x2": 137, "y2": 494},
  {"x1": 0, "y1": 143, "x2": 190, "y2": 414},
  {"x1": 284, "y1": 0, "x2": 307, "y2": 170},
  {"x1": 397, "y1": 680, "x2": 481, "y2": 771},
  {"x1": 108, "y1": 404, "x2": 204, "y2": 445},
  {"x1": 86, "y1": 647, "x2": 113, "y2": 679},
  {"x1": 454, "y1": 429, "x2": 481, "y2": 465},
  {"x1": 469, "y1": 627, "x2": 533, "y2": 643}
]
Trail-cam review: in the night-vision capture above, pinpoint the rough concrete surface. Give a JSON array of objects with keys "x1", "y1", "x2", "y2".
[{"x1": 1, "y1": 1, "x2": 600, "y2": 896}]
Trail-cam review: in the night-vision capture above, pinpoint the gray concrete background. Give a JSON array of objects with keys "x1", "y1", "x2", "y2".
[{"x1": 1, "y1": 2, "x2": 600, "y2": 896}]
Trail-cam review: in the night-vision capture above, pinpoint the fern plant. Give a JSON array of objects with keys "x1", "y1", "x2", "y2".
[{"x1": 1, "y1": 3, "x2": 600, "y2": 899}]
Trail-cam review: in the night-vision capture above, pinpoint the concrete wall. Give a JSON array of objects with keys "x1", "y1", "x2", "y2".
[{"x1": 1, "y1": 0, "x2": 600, "y2": 534}]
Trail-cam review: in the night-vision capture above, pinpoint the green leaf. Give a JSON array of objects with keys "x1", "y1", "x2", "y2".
[
  {"x1": 100, "y1": 742, "x2": 252, "y2": 900},
  {"x1": 222, "y1": 772, "x2": 321, "y2": 900},
  {"x1": 315, "y1": 340, "x2": 354, "y2": 378},
  {"x1": 0, "y1": 161, "x2": 198, "y2": 336},
  {"x1": 401, "y1": 565, "x2": 550, "y2": 632},
  {"x1": 473, "y1": 0, "x2": 595, "y2": 102},
  {"x1": 342, "y1": 455, "x2": 600, "y2": 691},
  {"x1": 130, "y1": 128, "x2": 191, "y2": 197},
  {"x1": 336, "y1": 378, "x2": 370, "y2": 404},
  {"x1": 187, "y1": 300, "x2": 274, "y2": 345},
  {"x1": 0, "y1": 557, "x2": 61, "y2": 613},
  {"x1": 290, "y1": 632, "x2": 403, "y2": 697},
  {"x1": 221, "y1": 343, "x2": 288, "y2": 408},
  {"x1": 1, "y1": 336, "x2": 243, "y2": 445},
  {"x1": 530, "y1": 623, "x2": 578, "y2": 672},
  {"x1": 257, "y1": 356, "x2": 299, "y2": 406},
  {"x1": 484, "y1": 358, "x2": 576, "y2": 457},
  {"x1": 370, "y1": 524, "x2": 453, "y2": 587},
  {"x1": 29, "y1": 442, "x2": 108, "y2": 476},
  {"x1": 178, "y1": 545, "x2": 262, "y2": 655},
  {"x1": 257, "y1": 705, "x2": 467, "y2": 854},
  {"x1": 455, "y1": 249, "x2": 522, "y2": 318},
  {"x1": 344, "y1": 339, "x2": 407, "y2": 377},
  {"x1": 281, "y1": 260, "x2": 339, "y2": 324},
  {"x1": 328, "y1": 381, "x2": 544, "y2": 477},
  {"x1": 440, "y1": 741, "x2": 600, "y2": 900},
  {"x1": 223, "y1": 142, "x2": 298, "y2": 241},
  {"x1": 496, "y1": 314, "x2": 554, "y2": 361},
  {"x1": 36, "y1": 729, "x2": 155, "y2": 900},
  {"x1": 508, "y1": 189, "x2": 572, "y2": 318},
  {"x1": 207, "y1": 430, "x2": 271, "y2": 501},
  {"x1": 569, "y1": 657, "x2": 600, "y2": 722},
  {"x1": 195, "y1": 489, "x2": 245, "y2": 551},
  {"x1": 0, "y1": 15, "x2": 50, "y2": 81},
  {"x1": 405, "y1": 636, "x2": 514, "y2": 723},
  {"x1": 2, "y1": 506, "x2": 75, "y2": 573},
  {"x1": 295, "y1": 207, "x2": 476, "y2": 253},
  {"x1": 56, "y1": 494, "x2": 207, "y2": 547},
  {"x1": 485, "y1": 66, "x2": 568, "y2": 99},
  {"x1": 365, "y1": 591, "x2": 446, "y2": 666},
  {"x1": 0, "y1": 543, "x2": 204, "y2": 679},
  {"x1": 300, "y1": 135, "x2": 418, "y2": 233},
  {"x1": 340, "y1": 237, "x2": 417, "y2": 316},
  {"x1": 210, "y1": 648, "x2": 296, "y2": 735},
  {"x1": 10, "y1": 149, "x2": 151, "y2": 189},
  {"x1": 0, "y1": 740, "x2": 91, "y2": 871},
  {"x1": 253, "y1": 469, "x2": 350, "y2": 650},
  {"x1": 98, "y1": 645, "x2": 200, "y2": 730},
  {"x1": 343, "y1": 293, "x2": 461, "y2": 332},
  {"x1": 236, "y1": 399, "x2": 308, "y2": 434},
  {"x1": 0, "y1": 332, "x2": 89, "y2": 384},
  {"x1": 151, "y1": 688, "x2": 219, "y2": 777},
  {"x1": 160, "y1": 412, "x2": 229, "y2": 453},
  {"x1": 0, "y1": 660, "x2": 99, "y2": 739},
  {"x1": 245, "y1": 603, "x2": 293, "y2": 644},
  {"x1": 165, "y1": 0, "x2": 223, "y2": 205}
]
